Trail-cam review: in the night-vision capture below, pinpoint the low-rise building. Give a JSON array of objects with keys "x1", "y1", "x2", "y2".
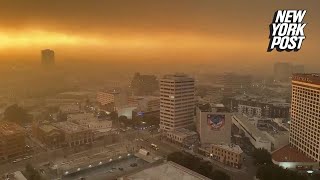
[
  {"x1": 59, "y1": 104, "x2": 81, "y2": 114},
  {"x1": 97, "y1": 89, "x2": 128, "y2": 111},
  {"x1": 53, "y1": 121, "x2": 94, "y2": 147},
  {"x1": 227, "y1": 94, "x2": 290, "y2": 119},
  {"x1": 132, "y1": 96, "x2": 160, "y2": 121},
  {"x1": 165, "y1": 128, "x2": 198, "y2": 148},
  {"x1": 232, "y1": 114, "x2": 272, "y2": 151},
  {"x1": 67, "y1": 113, "x2": 112, "y2": 138},
  {"x1": 199, "y1": 144, "x2": 243, "y2": 169},
  {"x1": 36, "y1": 124, "x2": 64, "y2": 148},
  {"x1": 238, "y1": 104, "x2": 262, "y2": 118},
  {"x1": 272, "y1": 145, "x2": 318, "y2": 170},
  {"x1": 68, "y1": 113, "x2": 112, "y2": 130},
  {"x1": 136, "y1": 96, "x2": 160, "y2": 112},
  {"x1": 0, "y1": 122, "x2": 26, "y2": 160}
]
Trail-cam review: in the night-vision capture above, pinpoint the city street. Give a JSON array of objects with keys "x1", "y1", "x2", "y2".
[
  {"x1": 0, "y1": 128, "x2": 157, "y2": 175},
  {"x1": 0, "y1": 127, "x2": 257, "y2": 180}
]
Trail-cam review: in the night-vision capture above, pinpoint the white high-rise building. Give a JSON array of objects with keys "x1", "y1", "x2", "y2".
[
  {"x1": 290, "y1": 74, "x2": 320, "y2": 161},
  {"x1": 160, "y1": 74, "x2": 195, "y2": 131}
]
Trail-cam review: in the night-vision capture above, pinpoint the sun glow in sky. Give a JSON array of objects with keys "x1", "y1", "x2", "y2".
[
  {"x1": 0, "y1": 28, "x2": 259, "y2": 51},
  {"x1": 0, "y1": 29, "x2": 104, "y2": 49},
  {"x1": 0, "y1": 0, "x2": 318, "y2": 70}
]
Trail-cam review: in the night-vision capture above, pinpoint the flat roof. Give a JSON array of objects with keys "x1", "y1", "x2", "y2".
[
  {"x1": 292, "y1": 73, "x2": 320, "y2": 85},
  {"x1": 215, "y1": 144, "x2": 243, "y2": 154},
  {"x1": 58, "y1": 91, "x2": 91, "y2": 96},
  {"x1": 232, "y1": 114, "x2": 269, "y2": 142},
  {"x1": 161, "y1": 74, "x2": 194, "y2": 81},
  {"x1": 272, "y1": 145, "x2": 316, "y2": 163},
  {"x1": 122, "y1": 161, "x2": 211, "y2": 180},
  {"x1": 39, "y1": 124, "x2": 59, "y2": 133},
  {"x1": 53, "y1": 121, "x2": 88, "y2": 133},
  {"x1": 168, "y1": 128, "x2": 197, "y2": 138}
]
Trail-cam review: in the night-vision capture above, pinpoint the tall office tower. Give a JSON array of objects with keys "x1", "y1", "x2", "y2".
[
  {"x1": 290, "y1": 74, "x2": 320, "y2": 161},
  {"x1": 274, "y1": 62, "x2": 291, "y2": 82},
  {"x1": 131, "y1": 72, "x2": 159, "y2": 96},
  {"x1": 160, "y1": 74, "x2": 195, "y2": 131},
  {"x1": 41, "y1": 49, "x2": 55, "y2": 66}
]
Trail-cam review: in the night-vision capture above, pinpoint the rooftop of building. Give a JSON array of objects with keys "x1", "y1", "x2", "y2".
[
  {"x1": 68, "y1": 113, "x2": 95, "y2": 120},
  {"x1": 292, "y1": 73, "x2": 320, "y2": 85},
  {"x1": 197, "y1": 103, "x2": 212, "y2": 112},
  {"x1": 133, "y1": 72, "x2": 157, "y2": 79},
  {"x1": 42, "y1": 49, "x2": 54, "y2": 52},
  {"x1": 122, "y1": 161, "x2": 211, "y2": 180},
  {"x1": 53, "y1": 121, "x2": 88, "y2": 134},
  {"x1": 98, "y1": 89, "x2": 121, "y2": 94},
  {"x1": 232, "y1": 114, "x2": 270, "y2": 142},
  {"x1": 0, "y1": 121, "x2": 25, "y2": 136},
  {"x1": 272, "y1": 145, "x2": 316, "y2": 163},
  {"x1": 232, "y1": 94, "x2": 288, "y2": 105},
  {"x1": 161, "y1": 74, "x2": 194, "y2": 81},
  {"x1": 168, "y1": 128, "x2": 198, "y2": 138},
  {"x1": 214, "y1": 144, "x2": 243, "y2": 154},
  {"x1": 58, "y1": 91, "x2": 91, "y2": 96},
  {"x1": 212, "y1": 103, "x2": 225, "y2": 108},
  {"x1": 39, "y1": 124, "x2": 60, "y2": 133}
]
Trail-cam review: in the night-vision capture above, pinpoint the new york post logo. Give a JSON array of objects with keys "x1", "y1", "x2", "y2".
[{"x1": 267, "y1": 10, "x2": 307, "y2": 52}]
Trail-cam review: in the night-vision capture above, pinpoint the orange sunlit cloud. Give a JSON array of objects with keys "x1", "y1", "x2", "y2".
[
  {"x1": 0, "y1": 29, "x2": 263, "y2": 52},
  {"x1": 0, "y1": 29, "x2": 104, "y2": 49}
]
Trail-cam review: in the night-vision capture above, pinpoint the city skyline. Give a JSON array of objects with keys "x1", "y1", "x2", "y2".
[
  {"x1": 0, "y1": 0, "x2": 319, "y2": 72},
  {"x1": 0, "y1": 1, "x2": 319, "y2": 179}
]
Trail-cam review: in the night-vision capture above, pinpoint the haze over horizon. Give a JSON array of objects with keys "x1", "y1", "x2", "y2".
[{"x1": 0, "y1": 0, "x2": 319, "y2": 73}]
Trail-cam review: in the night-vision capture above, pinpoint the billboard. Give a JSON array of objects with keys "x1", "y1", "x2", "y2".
[{"x1": 207, "y1": 114, "x2": 225, "y2": 130}]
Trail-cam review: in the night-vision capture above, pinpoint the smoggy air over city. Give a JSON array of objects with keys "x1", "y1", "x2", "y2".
[{"x1": 0, "y1": 1, "x2": 319, "y2": 180}]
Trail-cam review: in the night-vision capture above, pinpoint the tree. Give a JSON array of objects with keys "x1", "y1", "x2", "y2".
[
  {"x1": 211, "y1": 170, "x2": 230, "y2": 180},
  {"x1": 167, "y1": 152, "x2": 230, "y2": 180},
  {"x1": 143, "y1": 115, "x2": 160, "y2": 126},
  {"x1": 3, "y1": 104, "x2": 30, "y2": 125},
  {"x1": 109, "y1": 111, "x2": 118, "y2": 120},
  {"x1": 256, "y1": 164, "x2": 307, "y2": 180},
  {"x1": 253, "y1": 148, "x2": 272, "y2": 165},
  {"x1": 97, "y1": 111, "x2": 108, "y2": 119},
  {"x1": 119, "y1": 115, "x2": 128, "y2": 121},
  {"x1": 25, "y1": 163, "x2": 42, "y2": 180},
  {"x1": 57, "y1": 112, "x2": 67, "y2": 121},
  {"x1": 311, "y1": 174, "x2": 320, "y2": 180}
]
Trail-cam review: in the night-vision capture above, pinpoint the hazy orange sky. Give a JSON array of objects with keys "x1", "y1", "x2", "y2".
[{"x1": 0, "y1": 0, "x2": 319, "y2": 71}]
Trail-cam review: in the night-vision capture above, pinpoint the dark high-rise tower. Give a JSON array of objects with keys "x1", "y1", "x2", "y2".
[{"x1": 41, "y1": 49, "x2": 55, "y2": 66}]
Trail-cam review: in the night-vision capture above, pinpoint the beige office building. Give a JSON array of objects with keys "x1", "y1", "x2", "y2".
[
  {"x1": 290, "y1": 74, "x2": 320, "y2": 161},
  {"x1": 200, "y1": 144, "x2": 243, "y2": 169},
  {"x1": 160, "y1": 74, "x2": 195, "y2": 131},
  {"x1": 196, "y1": 104, "x2": 232, "y2": 145}
]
